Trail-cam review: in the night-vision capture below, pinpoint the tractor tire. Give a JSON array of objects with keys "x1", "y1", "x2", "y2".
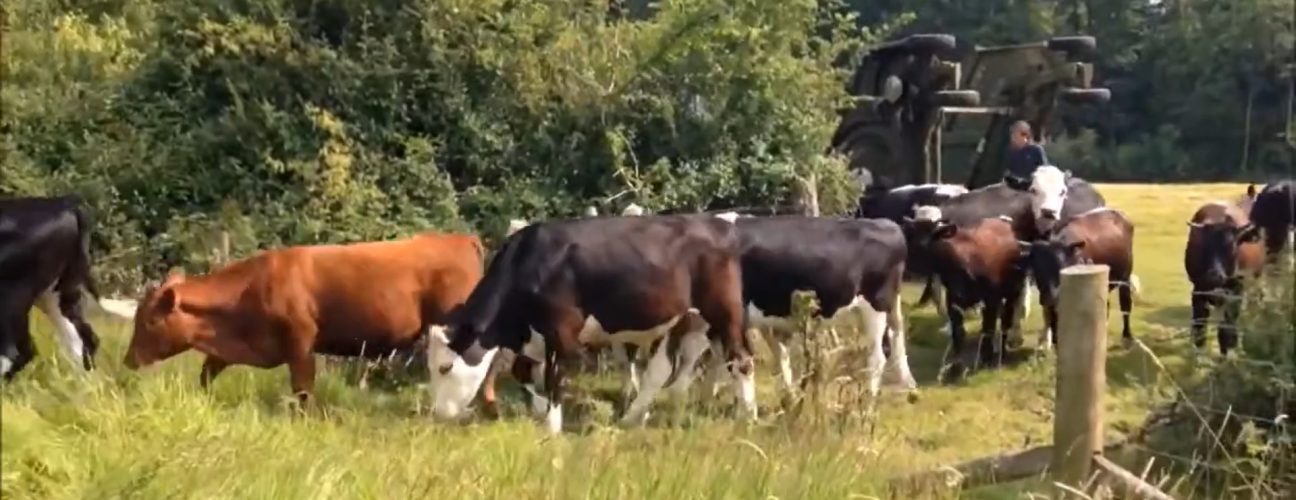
[
  {"x1": 836, "y1": 124, "x2": 908, "y2": 188},
  {"x1": 933, "y1": 90, "x2": 980, "y2": 107},
  {"x1": 1047, "y1": 36, "x2": 1098, "y2": 61},
  {"x1": 1060, "y1": 87, "x2": 1111, "y2": 105},
  {"x1": 903, "y1": 34, "x2": 958, "y2": 54}
]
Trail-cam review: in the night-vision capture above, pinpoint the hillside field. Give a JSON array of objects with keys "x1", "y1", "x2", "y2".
[{"x1": 0, "y1": 183, "x2": 1262, "y2": 499}]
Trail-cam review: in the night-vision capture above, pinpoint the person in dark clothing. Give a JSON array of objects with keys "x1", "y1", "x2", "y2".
[{"x1": 1004, "y1": 120, "x2": 1049, "y2": 191}]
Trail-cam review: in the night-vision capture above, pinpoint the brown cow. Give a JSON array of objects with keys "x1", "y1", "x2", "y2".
[
  {"x1": 123, "y1": 232, "x2": 484, "y2": 402},
  {"x1": 1184, "y1": 201, "x2": 1265, "y2": 355},
  {"x1": 923, "y1": 216, "x2": 1028, "y2": 373},
  {"x1": 1021, "y1": 207, "x2": 1139, "y2": 349}
]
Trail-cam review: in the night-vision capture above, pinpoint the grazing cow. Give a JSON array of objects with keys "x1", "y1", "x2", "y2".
[
  {"x1": 122, "y1": 232, "x2": 485, "y2": 402},
  {"x1": 1247, "y1": 180, "x2": 1295, "y2": 258},
  {"x1": 0, "y1": 195, "x2": 103, "y2": 379},
  {"x1": 724, "y1": 215, "x2": 915, "y2": 397},
  {"x1": 856, "y1": 183, "x2": 969, "y2": 314},
  {"x1": 427, "y1": 215, "x2": 749, "y2": 433},
  {"x1": 1021, "y1": 207, "x2": 1140, "y2": 349},
  {"x1": 1184, "y1": 201, "x2": 1265, "y2": 355},
  {"x1": 922, "y1": 216, "x2": 1029, "y2": 372}
]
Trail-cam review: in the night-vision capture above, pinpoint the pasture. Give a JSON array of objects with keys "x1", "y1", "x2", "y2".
[{"x1": 0, "y1": 183, "x2": 1256, "y2": 499}]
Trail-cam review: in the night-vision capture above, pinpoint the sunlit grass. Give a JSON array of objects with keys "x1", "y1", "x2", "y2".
[{"x1": 1, "y1": 183, "x2": 1254, "y2": 499}]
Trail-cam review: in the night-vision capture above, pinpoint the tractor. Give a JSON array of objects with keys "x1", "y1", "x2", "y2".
[{"x1": 830, "y1": 34, "x2": 1112, "y2": 190}]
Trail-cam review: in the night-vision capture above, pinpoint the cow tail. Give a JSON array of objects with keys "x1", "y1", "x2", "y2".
[
  {"x1": 1129, "y1": 274, "x2": 1142, "y2": 299},
  {"x1": 70, "y1": 202, "x2": 102, "y2": 302}
]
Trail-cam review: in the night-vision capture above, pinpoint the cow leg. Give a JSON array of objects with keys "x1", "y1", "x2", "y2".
[
  {"x1": 1007, "y1": 280, "x2": 1031, "y2": 349},
  {"x1": 611, "y1": 343, "x2": 640, "y2": 402},
  {"x1": 943, "y1": 299, "x2": 968, "y2": 378},
  {"x1": 541, "y1": 344, "x2": 571, "y2": 434},
  {"x1": 1040, "y1": 306, "x2": 1058, "y2": 351},
  {"x1": 286, "y1": 351, "x2": 317, "y2": 407},
  {"x1": 1119, "y1": 282, "x2": 1134, "y2": 349},
  {"x1": 853, "y1": 298, "x2": 889, "y2": 397},
  {"x1": 477, "y1": 348, "x2": 515, "y2": 419},
  {"x1": 664, "y1": 313, "x2": 713, "y2": 405},
  {"x1": 518, "y1": 331, "x2": 550, "y2": 418},
  {"x1": 200, "y1": 356, "x2": 230, "y2": 389},
  {"x1": 59, "y1": 288, "x2": 99, "y2": 371},
  {"x1": 620, "y1": 338, "x2": 673, "y2": 427},
  {"x1": 883, "y1": 298, "x2": 917, "y2": 391},
  {"x1": 1190, "y1": 291, "x2": 1210, "y2": 350},
  {"x1": 702, "y1": 338, "x2": 732, "y2": 400},
  {"x1": 2, "y1": 313, "x2": 37, "y2": 381},
  {"x1": 978, "y1": 295, "x2": 1003, "y2": 368},
  {"x1": 35, "y1": 292, "x2": 87, "y2": 372},
  {"x1": 1218, "y1": 285, "x2": 1243, "y2": 356}
]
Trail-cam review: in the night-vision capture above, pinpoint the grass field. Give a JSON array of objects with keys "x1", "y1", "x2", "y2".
[{"x1": 0, "y1": 183, "x2": 1261, "y2": 499}]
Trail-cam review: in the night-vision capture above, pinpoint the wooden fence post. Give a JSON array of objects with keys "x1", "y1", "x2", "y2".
[{"x1": 1053, "y1": 264, "x2": 1109, "y2": 493}]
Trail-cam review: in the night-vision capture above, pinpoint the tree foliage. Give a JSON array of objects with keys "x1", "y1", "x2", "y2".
[{"x1": 3, "y1": 0, "x2": 884, "y2": 290}]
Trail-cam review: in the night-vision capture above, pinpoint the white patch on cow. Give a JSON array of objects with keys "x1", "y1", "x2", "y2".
[
  {"x1": 714, "y1": 211, "x2": 741, "y2": 224},
  {"x1": 507, "y1": 219, "x2": 530, "y2": 236},
  {"x1": 664, "y1": 318, "x2": 713, "y2": 402},
  {"x1": 578, "y1": 314, "x2": 682, "y2": 350},
  {"x1": 35, "y1": 291, "x2": 84, "y2": 369},
  {"x1": 545, "y1": 403, "x2": 564, "y2": 434},
  {"x1": 935, "y1": 184, "x2": 969, "y2": 198},
  {"x1": 619, "y1": 334, "x2": 674, "y2": 426},
  {"x1": 622, "y1": 204, "x2": 645, "y2": 216},
  {"x1": 428, "y1": 326, "x2": 500, "y2": 420},
  {"x1": 733, "y1": 364, "x2": 758, "y2": 421},
  {"x1": 1129, "y1": 274, "x2": 1143, "y2": 299},
  {"x1": 883, "y1": 299, "x2": 917, "y2": 391},
  {"x1": 0, "y1": 356, "x2": 11, "y2": 377},
  {"x1": 857, "y1": 298, "x2": 889, "y2": 397},
  {"x1": 912, "y1": 205, "x2": 944, "y2": 222},
  {"x1": 583, "y1": 206, "x2": 599, "y2": 217},
  {"x1": 1029, "y1": 165, "x2": 1068, "y2": 220},
  {"x1": 746, "y1": 303, "x2": 794, "y2": 333}
]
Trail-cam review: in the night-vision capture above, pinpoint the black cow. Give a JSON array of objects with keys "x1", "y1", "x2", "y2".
[
  {"x1": 922, "y1": 216, "x2": 1029, "y2": 374},
  {"x1": 426, "y1": 214, "x2": 748, "y2": 433},
  {"x1": 704, "y1": 215, "x2": 914, "y2": 398},
  {"x1": 1021, "y1": 208, "x2": 1140, "y2": 350},
  {"x1": 0, "y1": 195, "x2": 102, "y2": 379},
  {"x1": 856, "y1": 183, "x2": 969, "y2": 314},
  {"x1": 1184, "y1": 200, "x2": 1266, "y2": 355},
  {"x1": 1247, "y1": 180, "x2": 1295, "y2": 258}
]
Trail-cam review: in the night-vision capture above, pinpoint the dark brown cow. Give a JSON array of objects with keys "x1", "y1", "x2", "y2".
[
  {"x1": 923, "y1": 216, "x2": 1028, "y2": 372},
  {"x1": 1021, "y1": 208, "x2": 1139, "y2": 349},
  {"x1": 1247, "y1": 180, "x2": 1295, "y2": 259},
  {"x1": 123, "y1": 232, "x2": 485, "y2": 402},
  {"x1": 1184, "y1": 201, "x2": 1265, "y2": 355}
]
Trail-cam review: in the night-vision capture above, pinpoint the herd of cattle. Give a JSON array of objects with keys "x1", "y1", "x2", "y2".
[{"x1": 1, "y1": 167, "x2": 1293, "y2": 433}]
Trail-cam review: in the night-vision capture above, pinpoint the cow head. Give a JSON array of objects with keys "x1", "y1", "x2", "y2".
[
  {"x1": 1020, "y1": 237, "x2": 1087, "y2": 307},
  {"x1": 1187, "y1": 219, "x2": 1263, "y2": 288},
  {"x1": 1029, "y1": 166, "x2": 1071, "y2": 230},
  {"x1": 902, "y1": 205, "x2": 945, "y2": 245},
  {"x1": 427, "y1": 323, "x2": 500, "y2": 420},
  {"x1": 123, "y1": 273, "x2": 202, "y2": 369}
]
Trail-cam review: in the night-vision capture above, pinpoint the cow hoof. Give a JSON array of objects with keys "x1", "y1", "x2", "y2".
[
  {"x1": 906, "y1": 391, "x2": 921, "y2": 404},
  {"x1": 1121, "y1": 337, "x2": 1134, "y2": 350}
]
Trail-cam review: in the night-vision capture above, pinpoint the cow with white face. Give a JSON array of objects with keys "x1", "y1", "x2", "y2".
[
  {"x1": 1029, "y1": 166, "x2": 1074, "y2": 234},
  {"x1": 429, "y1": 215, "x2": 750, "y2": 433}
]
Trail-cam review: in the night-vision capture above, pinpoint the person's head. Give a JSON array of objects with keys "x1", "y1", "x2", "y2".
[{"x1": 1009, "y1": 121, "x2": 1033, "y2": 150}]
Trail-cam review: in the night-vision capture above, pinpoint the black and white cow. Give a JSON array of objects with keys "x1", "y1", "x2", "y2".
[
  {"x1": 1247, "y1": 180, "x2": 1295, "y2": 259},
  {"x1": 428, "y1": 214, "x2": 750, "y2": 433},
  {"x1": 705, "y1": 214, "x2": 915, "y2": 398},
  {"x1": 0, "y1": 195, "x2": 103, "y2": 379},
  {"x1": 856, "y1": 183, "x2": 969, "y2": 315}
]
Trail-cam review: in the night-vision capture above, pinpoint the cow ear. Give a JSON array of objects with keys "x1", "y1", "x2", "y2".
[
  {"x1": 1017, "y1": 240, "x2": 1033, "y2": 255},
  {"x1": 1246, "y1": 184, "x2": 1257, "y2": 198},
  {"x1": 1186, "y1": 221, "x2": 1204, "y2": 229},
  {"x1": 1238, "y1": 224, "x2": 1262, "y2": 243},
  {"x1": 157, "y1": 287, "x2": 180, "y2": 313}
]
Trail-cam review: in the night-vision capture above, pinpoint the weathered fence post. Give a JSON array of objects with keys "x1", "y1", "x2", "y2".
[{"x1": 1053, "y1": 264, "x2": 1109, "y2": 493}]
